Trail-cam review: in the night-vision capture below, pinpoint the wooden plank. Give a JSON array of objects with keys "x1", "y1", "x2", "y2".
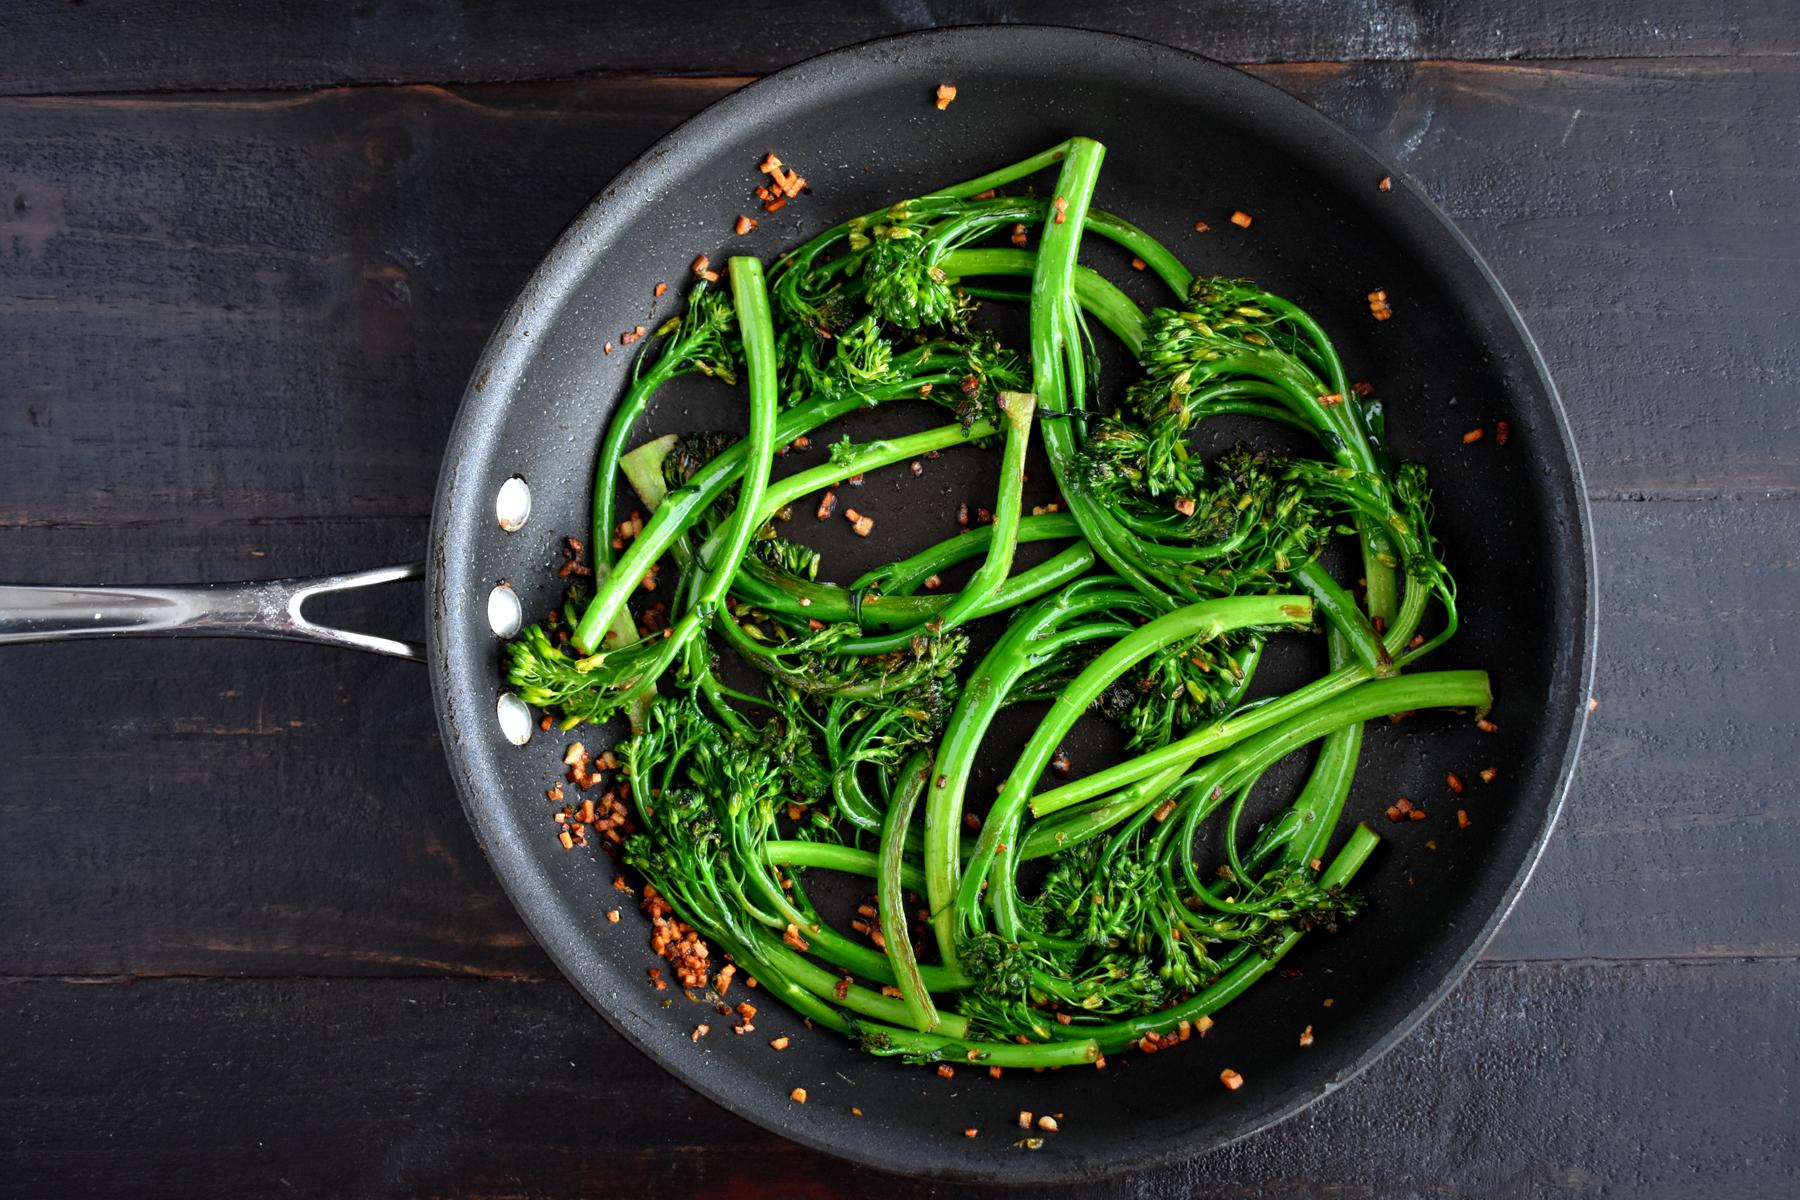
[
  {"x1": 1, "y1": 959, "x2": 1794, "y2": 1196},
  {"x1": 0, "y1": 498, "x2": 1790, "y2": 979},
  {"x1": 1, "y1": 2, "x2": 1793, "y2": 96},
  {"x1": 2, "y1": 60, "x2": 1794, "y2": 535}
]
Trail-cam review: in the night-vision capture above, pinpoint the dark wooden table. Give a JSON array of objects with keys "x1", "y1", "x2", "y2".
[{"x1": 3, "y1": 4, "x2": 1795, "y2": 1196}]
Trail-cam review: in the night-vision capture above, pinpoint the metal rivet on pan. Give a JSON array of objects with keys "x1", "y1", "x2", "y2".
[
  {"x1": 495, "y1": 475, "x2": 532, "y2": 531},
  {"x1": 487, "y1": 581, "x2": 523, "y2": 638},
  {"x1": 496, "y1": 692, "x2": 533, "y2": 746}
]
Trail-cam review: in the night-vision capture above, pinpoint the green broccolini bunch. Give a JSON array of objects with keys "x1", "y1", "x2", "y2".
[{"x1": 502, "y1": 138, "x2": 1487, "y2": 1068}]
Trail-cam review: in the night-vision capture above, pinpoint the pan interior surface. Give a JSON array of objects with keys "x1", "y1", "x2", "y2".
[{"x1": 428, "y1": 27, "x2": 1592, "y2": 1183}]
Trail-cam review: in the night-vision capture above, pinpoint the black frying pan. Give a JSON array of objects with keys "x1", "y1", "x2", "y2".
[{"x1": 1, "y1": 27, "x2": 1594, "y2": 1184}]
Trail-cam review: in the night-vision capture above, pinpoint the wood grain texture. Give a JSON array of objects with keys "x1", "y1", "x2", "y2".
[
  {"x1": 1, "y1": 21, "x2": 1795, "y2": 1198},
  {"x1": 1, "y1": 1, "x2": 1794, "y2": 96},
  {"x1": 2, "y1": 960, "x2": 1794, "y2": 1198}
]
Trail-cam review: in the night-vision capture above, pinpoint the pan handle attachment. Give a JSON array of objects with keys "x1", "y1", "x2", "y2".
[{"x1": 0, "y1": 564, "x2": 425, "y2": 662}]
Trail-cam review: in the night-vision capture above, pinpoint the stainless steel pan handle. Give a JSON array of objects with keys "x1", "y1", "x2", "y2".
[{"x1": 0, "y1": 563, "x2": 424, "y2": 661}]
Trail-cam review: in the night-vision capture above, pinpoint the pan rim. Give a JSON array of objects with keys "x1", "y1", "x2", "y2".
[{"x1": 427, "y1": 23, "x2": 1596, "y2": 1184}]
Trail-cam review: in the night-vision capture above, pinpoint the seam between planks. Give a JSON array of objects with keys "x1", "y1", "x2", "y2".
[
  {"x1": 1, "y1": 954, "x2": 1793, "y2": 987},
  {"x1": 0, "y1": 52, "x2": 1795, "y2": 103}
]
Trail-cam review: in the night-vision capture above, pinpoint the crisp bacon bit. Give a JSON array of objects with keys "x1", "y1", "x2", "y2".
[
  {"x1": 1447, "y1": 772, "x2": 1466, "y2": 795},
  {"x1": 762, "y1": 194, "x2": 788, "y2": 213},
  {"x1": 964, "y1": 1128, "x2": 979, "y2": 1139},
  {"x1": 1010, "y1": 222, "x2": 1028, "y2": 246},
  {"x1": 1318, "y1": 392, "x2": 1344, "y2": 407},
  {"x1": 546, "y1": 785, "x2": 564, "y2": 802},
  {"x1": 1385, "y1": 805, "x2": 1403, "y2": 823},
  {"x1": 1137, "y1": 1035, "x2": 1161, "y2": 1055},
  {"x1": 1220, "y1": 1069, "x2": 1244, "y2": 1091},
  {"x1": 1477, "y1": 716, "x2": 1499, "y2": 733},
  {"x1": 782, "y1": 923, "x2": 809, "y2": 952},
  {"x1": 1153, "y1": 799, "x2": 1176, "y2": 822},
  {"x1": 1352, "y1": 380, "x2": 1374, "y2": 397},
  {"x1": 1299, "y1": 1025, "x2": 1315, "y2": 1047},
  {"x1": 603, "y1": 341, "x2": 614, "y2": 355},
  {"x1": 1458, "y1": 809, "x2": 1472, "y2": 829},
  {"x1": 1463, "y1": 427, "x2": 1486, "y2": 444},
  {"x1": 1396, "y1": 797, "x2": 1414, "y2": 815},
  {"x1": 1173, "y1": 496, "x2": 1197, "y2": 517},
  {"x1": 653, "y1": 281, "x2": 668, "y2": 299},
  {"x1": 847, "y1": 472, "x2": 865, "y2": 487},
  {"x1": 1409, "y1": 633, "x2": 1426, "y2": 650},
  {"x1": 1094, "y1": 1054, "x2": 1107, "y2": 1070},
  {"x1": 807, "y1": 618, "x2": 825, "y2": 631},
  {"x1": 957, "y1": 500, "x2": 970, "y2": 527},
  {"x1": 1129, "y1": 256, "x2": 1147, "y2": 271},
  {"x1": 1378, "y1": 175, "x2": 1392, "y2": 192},
  {"x1": 692, "y1": 1024, "x2": 709, "y2": 1041},
  {"x1": 1410, "y1": 808, "x2": 1428, "y2": 822},
  {"x1": 924, "y1": 574, "x2": 942, "y2": 591},
  {"x1": 988, "y1": 1066, "x2": 1003, "y2": 1080},
  {"x1": 936, "y1": 1064, "x2": 955, "y2": 1079},
  {"x1": 734, "y1": 1023, "x2": 755, "y2": 1035},
  {"x1": 1479, "y1": 767, "x2": 1498, "y2": 784},
  {"x1": 1193, "y1": 220, "x2": 1211, "y2": 233},
  {"x1": 734, "y1": 214, "x2": 758, "y2": 236},
  {"x1": 558, "y1": 830, "x2": 574, "y2": 850},
  {"x1": 816, "y1": 490, "x2": 838, "y2": 520},
  {"x1": 648, "y1": 967, "x2": 666, "y2": 990},
  {"x1": 639, "y1": 562, "x2": 660, "y2": 592},
  {"x1": 691, "y1": 254, "x2": 711, "y2": 277},
  {"x1": 1195, "y1": 1014, "x2": 1214, "y2": 1037},
  {"x1": 844, "y1": 508, "x2": 874, "y2": 537},
  {"x1": 606, "y1": 909, "x2": 620, "y2": 924},
  {"x1": 1052, "y1": 196, "x2": 1070, "y2": 224},
  {"x1": 1050, "y1": 750, "x2": 1073, "y2": 779},
  {"x1": 1367, "y1": 288, "x2": 1393, "y2": 320},
  {"x1": 1230, "y1": 210, "x2": 1253, "y2": 229},
  {"x1": 1018, "y1": 1111, "x2": 1035, "y2": 1129},
  {"x1": 934, "y1": 83, "x2": 958, "y2": 110},
  {"x1": 792, "y1": 435, "x2": 811, "y2": 451},
  {"x1": 1054, "y1": 1011, "x2": 1072, "y2": 1026},
  {"x1": 790, "y1": 1088, "x2": 807, "y2": 1104},
  {"x1": 1496, "y1": 420, "x2": 1512, "y2": 446},
  {"x1": 769, "y1": 1036, "x2": 790, "y2": 1051},
  {"x1": 963, "y1": 811, "x2": 981, "y2": 833}
]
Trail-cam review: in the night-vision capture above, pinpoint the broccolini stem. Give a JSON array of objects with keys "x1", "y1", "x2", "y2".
[
  {"x1": 1031, "y1": 583, "x2": 1435, "y2": 818},
  {"x1": 850, "y1": 511, "x2": 1081, "y2": 596},
  {"x1": 960, "y1": 596, "x2": 1315, "y2": 942},
  {"x1": 570, "y1": 375, "x2": 961, "y2": 655},
  {"x1": 763, "y1": 840, "x2": 926, "y2": 892},
  {"x1": 1292, "y1": 558, "x2": 1393, "y2": 677},
  {"x1": 924, "y1": 580, "x2": 1147, "y2": 965},
  {"x1": 940, "y1": 248, "x2": 1148, "y2": 353},
  {"x1": 878, "y1": 751, "x2": 941, "y2": 1032},
  {"x1": 829, "y1": 391, "x2": 1034, "y2": 656}
]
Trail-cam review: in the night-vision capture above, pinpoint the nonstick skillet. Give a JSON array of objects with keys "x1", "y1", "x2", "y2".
[{"x1": 0, "y1": 26, "x2": 1594, "y2": 1184}]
